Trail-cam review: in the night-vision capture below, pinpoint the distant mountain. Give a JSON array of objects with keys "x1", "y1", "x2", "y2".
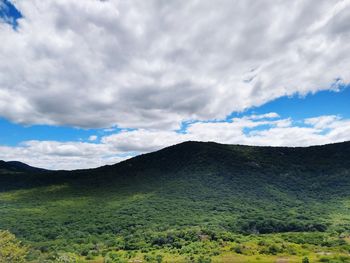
[
  {"x1": 0, "y1": 160, "x2": 47, "y2": 174},
  {"x1": 1, "y1": 141, "x2": 350, "y2": 261}
]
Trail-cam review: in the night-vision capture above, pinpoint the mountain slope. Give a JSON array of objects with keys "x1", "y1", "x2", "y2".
[
  {"x1": 0, "y1": 160, "x2": 47, "y2": 174},
  {"x1": 0, "y1": 141, "x2": 350, "y2": 261}
]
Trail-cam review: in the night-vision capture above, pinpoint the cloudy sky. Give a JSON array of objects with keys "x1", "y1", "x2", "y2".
[{"x1": 0, "y1": 0, "x2": 350, "y2": 169}]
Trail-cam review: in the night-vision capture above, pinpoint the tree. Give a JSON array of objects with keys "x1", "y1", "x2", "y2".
[
  {"x1": 302, "y1": 257, "x2": 310, "y2": 263},
  {"x1": 156, "y1": 254, "x2": 163, "y2": 263},
  {"x1": 55, "y1": 252, "x2": 79, "y2": 263},
  {"x1": 0, "y1": 230, "x2": 28, "y2": 263}
]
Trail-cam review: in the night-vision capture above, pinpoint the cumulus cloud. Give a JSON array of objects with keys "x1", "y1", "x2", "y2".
[
  {"x1": 1, "y1": 113, "x2": 350, "y2": 170},
  {"x1": 0, "y1": 0, "x2": 349, "y2": 129}
]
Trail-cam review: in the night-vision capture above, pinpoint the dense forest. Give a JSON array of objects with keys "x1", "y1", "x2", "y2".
[{"x1": 1, "y1": 141, "x2": 350, "y2": 262}]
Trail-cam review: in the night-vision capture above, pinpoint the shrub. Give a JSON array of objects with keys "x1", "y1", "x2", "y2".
[{"x1": 0, "y1": 230, "x2": 28, "y2": 263}]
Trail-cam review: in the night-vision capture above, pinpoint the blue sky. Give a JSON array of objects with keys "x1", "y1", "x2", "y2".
[
  {"x1": 238, "y1": 86, "x2": 350, "y2": 120},
  {"x1": 1, "y1": 0, "x2": 350, "y2": 169},
  {"x1": 1, "y1": 87, "x2": 349, "y2": 147},
  {"x1": 0, "y1": 0, "x2": 21, "y2": 28}
]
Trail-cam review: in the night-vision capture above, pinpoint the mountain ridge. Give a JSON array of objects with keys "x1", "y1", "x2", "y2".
[
  {"x1": 2, "y1": 140, "x2": 350, "y2": 173},
  {"x1": 1, "y1": 140, "x2": 350, "y2": 262},
  {"x1": 0, "y1": 160, "x2": 47, "y2": 173}
]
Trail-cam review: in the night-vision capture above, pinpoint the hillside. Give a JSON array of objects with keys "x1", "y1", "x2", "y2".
[
  {"x1": 0, "y1": 160, "x2": 47, "y2": 174},
  {"x1": 1, "y1": 141, "x2": 350, "y2": 262}
]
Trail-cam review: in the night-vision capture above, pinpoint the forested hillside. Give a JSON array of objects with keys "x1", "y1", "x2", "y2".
[{"x1": 1, "y1": 141, "x2": 350, "y2": 262}]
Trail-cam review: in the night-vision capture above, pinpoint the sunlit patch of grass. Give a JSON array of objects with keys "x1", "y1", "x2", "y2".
[
  {"x1": 329, "y1": 199, "x2": 350, "y2": 226},
  {"x1": 0, "y1": 184, "x2": 69, "y2": 202}
]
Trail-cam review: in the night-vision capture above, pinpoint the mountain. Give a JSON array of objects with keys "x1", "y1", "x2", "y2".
[
  {"x1": 0, "y1": 160, "x2": 47, "y2": 174},
  {"x1": 1, "y1": 141, "x2": 350, "y2": 262}
]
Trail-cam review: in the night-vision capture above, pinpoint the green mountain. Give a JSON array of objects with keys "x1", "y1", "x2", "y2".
[{"x1": 1, "y1": 141, "x2": 350, "y2": 262}]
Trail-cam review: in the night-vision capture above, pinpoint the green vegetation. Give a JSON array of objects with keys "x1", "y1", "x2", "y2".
[
  {"x1": 0, "y1": 230, "x2": 28, "y2": 262},
  {"x1": 1, "y1": 141, "x2": 350, "y2": 262}
]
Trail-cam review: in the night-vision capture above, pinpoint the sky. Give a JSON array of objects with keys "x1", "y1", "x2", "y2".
[{"x1": 0, "y1": 0, "x2": 350, "y2": 170}]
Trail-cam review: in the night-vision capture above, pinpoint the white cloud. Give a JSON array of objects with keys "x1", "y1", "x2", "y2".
[
  {"x1": 0, "y1": 0, "x2": 349, "y2": 129},
  {"x1": 0, "y1": 140, "x2": 130, "y2": 170},
  {"x1": 249, "y1": 112, "x2": 280, "y2": 120},
  {"x1": 1, "y1": 1, "x2": 350, "y2": 170},
  {"x1": 1, "y1": 113, "x2": 350, "y2": 170},
  {"x1": 88, "y1": 135, "x2": 98, "y2": 141},
  {"x1": 304, "y1": 115, "x2": 340, "y2": 129}
]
